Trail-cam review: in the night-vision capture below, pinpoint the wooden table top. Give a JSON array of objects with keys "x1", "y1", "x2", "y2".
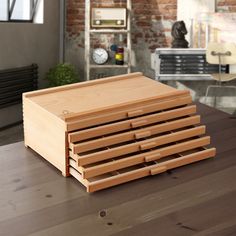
[{"x1": 0, "y1": 103, "x2": 235, "y2": 236}]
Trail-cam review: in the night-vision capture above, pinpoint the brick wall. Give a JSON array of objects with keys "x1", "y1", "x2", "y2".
[
  {"x1": 217, "y1": 0, "x2": 236, "y2": 12},
  {"x1": 132, "y1": 0, "x2": 177, "y2": 51},
  {"x1": 65, "y1": 0, "x2": 236, "y2": 79},
  {"x1": 66, "y1": 0, "x2": 176, "y2": 51}
]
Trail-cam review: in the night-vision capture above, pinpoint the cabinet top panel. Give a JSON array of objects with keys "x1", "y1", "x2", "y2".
[{"x1": 23, "y1": 73, "x2": 183, "y2": 119}]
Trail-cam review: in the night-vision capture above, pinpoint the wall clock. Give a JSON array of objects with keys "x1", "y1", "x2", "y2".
[{"x1": 92, "y1": 48, "x2": 109, "y2": 65}]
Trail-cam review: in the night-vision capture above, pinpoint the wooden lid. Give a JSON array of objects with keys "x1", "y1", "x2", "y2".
[{"x1": 24, "y1": 73, "x2": 183, "y2": 118}]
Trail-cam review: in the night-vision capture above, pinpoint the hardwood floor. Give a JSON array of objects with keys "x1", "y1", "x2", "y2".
[
  {"x1": 0, "y1": 123, "x2": 23, "y2": 146},
  {"x1": 0, "y1": 103, "x2": 235, "y2": 236}
]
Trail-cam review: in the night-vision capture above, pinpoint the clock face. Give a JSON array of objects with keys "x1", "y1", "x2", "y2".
[{"x1": 92, "y1": 48, "x2": 109, "y2": 65}]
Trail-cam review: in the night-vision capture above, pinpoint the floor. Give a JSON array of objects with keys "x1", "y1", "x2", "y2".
[
  {"x1": 0, "y1": 103, "x2": 235, "y2": 236},
  {"x1": 0, "y1": 123, "x2": 23, "y2": 146}
]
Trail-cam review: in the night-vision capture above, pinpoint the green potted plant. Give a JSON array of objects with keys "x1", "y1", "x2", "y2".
[{"x1": 46, "y1": 63, "x2": 79, "y2": 87}]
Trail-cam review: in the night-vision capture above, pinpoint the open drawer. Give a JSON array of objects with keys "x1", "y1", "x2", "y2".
[
  {"x1": 70, "y1": 123, "x2": 206, "y2": 166},
  {"x1": 70, "y1": 136, "x2": 212, "y2": 179},
  {"x1": 69, "y1": 147, "x2": 216, "y2": 192}
]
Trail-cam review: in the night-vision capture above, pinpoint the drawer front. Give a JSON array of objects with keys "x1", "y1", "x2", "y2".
[
  {"x1": 68, "y1": 105, "x2": 197, "y2": 143},
  {"x1": 66, "y1": 92, "x2": 216, "y2": 192},
  {"x1": 70, "y1": 115, "x2": 200, "y2": 154},
  {"x1": 69, "y1": 148, "x2": 216, "y2": 192},
  {"x1": 72, "y1": 126, "x2": 206, "y2": 166},
  {"x1": 66, "y1": 94, "x2": 192, "y2": 131},
  {"x1": 72, "y1": 136, "x2": 211, "y2": 178}
]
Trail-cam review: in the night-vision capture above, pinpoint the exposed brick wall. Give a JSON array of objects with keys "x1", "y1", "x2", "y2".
[
  {"x1": 66, "y1": 0, "x2": 84, "y2": 39},
  {"x1": 66, "y1": 0, "x2": 236, "y2": 49},
  {"x1": 132, "y1": 0, "x2": 177, "y2": 51},
  {"x1": 66, "y1": 0, "x2": 236, "y2": 79},
  {"x1": 66, "y1": 0, "x2": 177, "y2": 52},
  {"x1": 217, "y1": 0, "x2": 236, "y2": 12}
]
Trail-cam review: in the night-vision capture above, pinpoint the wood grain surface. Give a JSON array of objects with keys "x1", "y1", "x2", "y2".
[
  {"x1": 0, "y1": 103, "x2": 235, "y2": 236},
  {"x1": 25, "y1": 73, "x2": 179, "y2": 118}
]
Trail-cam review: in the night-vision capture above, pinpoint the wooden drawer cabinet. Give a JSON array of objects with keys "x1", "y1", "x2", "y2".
[{"x1": 23, "y1": 72, "x2": 216, "y2": 192}]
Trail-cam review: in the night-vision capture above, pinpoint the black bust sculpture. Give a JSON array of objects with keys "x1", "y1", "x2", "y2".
[{"x1": 171, "y1": 21, "x2": 189, "y2": 48}]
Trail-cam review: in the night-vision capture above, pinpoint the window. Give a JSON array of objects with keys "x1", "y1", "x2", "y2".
[{"x1": 0, "y1": 0, "x2": 43, "y2": 23}]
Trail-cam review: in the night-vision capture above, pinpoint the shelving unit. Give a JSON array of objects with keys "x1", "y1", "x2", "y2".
[{"x1": 85, "y1": 0, "x2": 132, "y2": 81}]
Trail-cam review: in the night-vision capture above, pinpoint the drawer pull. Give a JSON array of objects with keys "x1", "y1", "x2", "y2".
[
  {"x1": 145, "y1": 153, "x2": 161, "y2": 162},
  {"x1": 127, "y1": 109, "x2": 144, "y2": 118},
  {"x1": 140, "y1": 142, "x2": 157, "y2": 150},
  {"x1": 131, "y1": 119, "x2": 147, "y2": 128},
  {"x1": 135, "y1": 131, "x2": 151, "y2": 139},
  {"x1": 150, "y1": 166, "x2": 167, "y2": 175}
]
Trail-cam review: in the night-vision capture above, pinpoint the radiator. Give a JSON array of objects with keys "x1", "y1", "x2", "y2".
[
  {"x1": 155, "y1": 49, "x2": 229, "y2": 81},
  {"x1": 0, "y1": 64, "x2": 38, "y2": 109}
]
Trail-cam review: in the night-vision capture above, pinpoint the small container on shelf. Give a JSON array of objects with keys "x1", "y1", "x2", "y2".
[
  {"x1": 115, "y1": 46, "x2": 124, "y2": 65},
  {"x1": 115, "y1": 34, "x2": 125, "y2": 65}
]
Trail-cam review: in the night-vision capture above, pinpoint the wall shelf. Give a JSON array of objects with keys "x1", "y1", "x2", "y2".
[
  {"x1": 90, "y1": 64, "x2": 129, "y2": 68},
  {"x1": 89, "y1": 29, "x2": 130, "y2": 34},
  {"x1": 85, "y1": 0, "x2": 132, "y2": 80}
]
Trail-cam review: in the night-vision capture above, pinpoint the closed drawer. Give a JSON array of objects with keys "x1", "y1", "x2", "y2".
[
  {"x1": 70, "y1": 115, "x2": 201, "y2": 154},
  {"x1": 65, "y1": 92, "x2": 191, "y2": 131},
  {"x1": 69, "y1": 147, "x2": 216, "y2": 192},
  {"x1": 68, "y1": 105, "x2": 197, "y2": 143},
  {"x1": 70, "y1": 125, "x2": 206, "y2": 166}
]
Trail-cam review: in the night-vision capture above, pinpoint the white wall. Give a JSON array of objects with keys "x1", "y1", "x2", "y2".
[
  {"x1": 0, "y1": 0, "x2": 60, "y2": 88},
  {"x1": 177, "y1": 0, "x2": 215, "y2": 47},
  {"x1": 0, "y1": 0, "x2": 60, "y2": 128}
]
